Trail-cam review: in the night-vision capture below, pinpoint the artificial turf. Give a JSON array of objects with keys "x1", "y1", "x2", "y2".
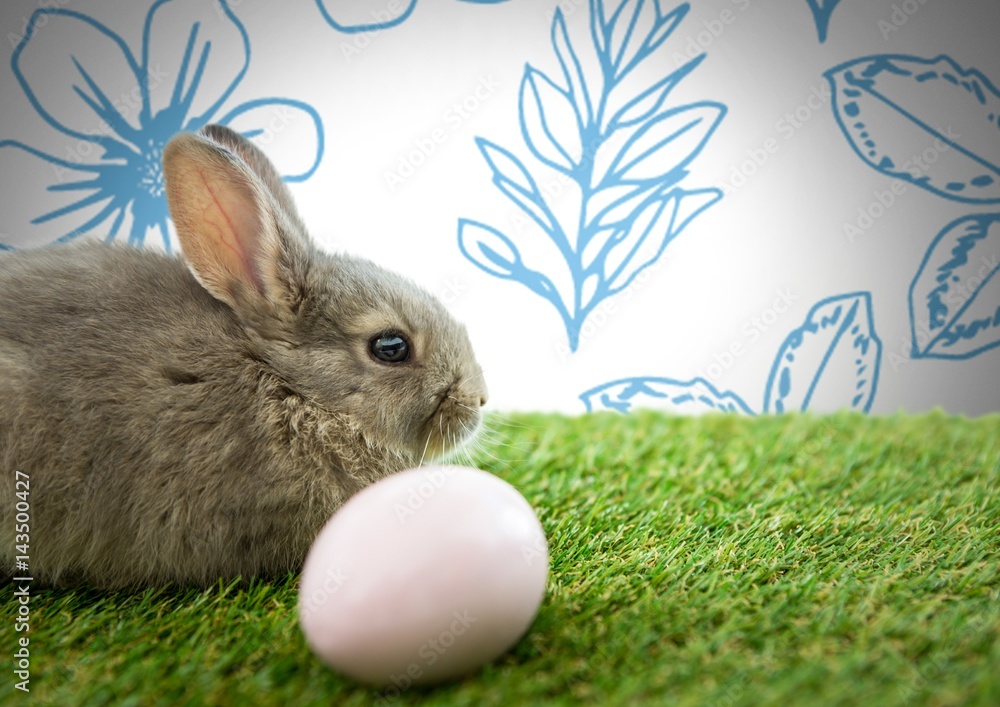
[{"x1": 3, "y1": 411, "x2": 998, "y2": 706}]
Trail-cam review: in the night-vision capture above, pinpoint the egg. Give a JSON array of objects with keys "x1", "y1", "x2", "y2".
[{"x1": 298, "y1": 465, "x2": 549, "y2": 688}]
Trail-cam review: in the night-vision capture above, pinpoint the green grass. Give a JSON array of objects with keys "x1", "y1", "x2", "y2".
[{"x1": 4, "y1": 411, "x2": 999, "y2": 706}]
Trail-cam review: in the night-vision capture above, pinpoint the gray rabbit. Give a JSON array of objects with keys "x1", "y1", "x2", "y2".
[{"x1": 0, "y1": 125, "x2": 487, "y2": 588}]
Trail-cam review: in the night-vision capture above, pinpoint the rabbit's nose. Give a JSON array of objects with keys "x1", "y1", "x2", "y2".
[{"x1": 479, "y1": 392, "x2": 488, "y2": 407}]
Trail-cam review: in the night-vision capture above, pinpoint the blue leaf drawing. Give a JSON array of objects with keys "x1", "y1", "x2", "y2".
[
  {"x1": 458, "y1": 219, "x2": 524, "y2": 279},
  {"x1": 602, "y1": 102, "x2": 725, "y2": 185},
  {"x1": 460, "y1": 1, "x2": 726, "y2": 351},
  {"x1": 764, "y1": 292, "x2": 882, "y2": 414},
  {"x1": 909, "y1": 214, "x2": 1000, "y2": 360},
  {"x1": 475, "y1": 138, "x2": 560, "y2": 237},
  {"x1": 601, "y1": 187, "x2": 721, "y2": 294},
  {"x1": 520, "y1": 66, "x2": 583, "y2": 174},
  {"x1": 826, "y1": 54, "x2": 1000, "y2": 204},
  {"x1": 0, "y1": 0, "x2": 323, "y2": 251},
  {"x1": 582, "y1": 293, "x2": 884, "y2": 416},
  {"x1": 805, "y1": 0, "x2": 842, "y2": 43},
  {"x1": 458, "y1": 219, "x2": 568, "y2": 319},
  {"x1": 553, "y1": 11, "x2": 593, "y2": 129},
  {"x1": 315, "y1": 0, "x2": 508, "y2": 33},
  {"x1": 580, "y1": 377, "x2": 755, "y2": 415},
  {"x1": 602, "y1": 1, "x2": 688, "y2": 80},
  {"x1": 606, "y1": 54, "x2": 704, "y2": 131},
  {"x1": 314, "y1": 0, "x2": 416, "y2": 32},
  {"x1": 216, "y1": 98, "x2": 324, "y2": 182}
]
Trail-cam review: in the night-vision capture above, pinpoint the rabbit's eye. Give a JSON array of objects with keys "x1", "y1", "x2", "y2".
[{"x1": 370, "y1": 334, "x2": 410, "y2": 363}]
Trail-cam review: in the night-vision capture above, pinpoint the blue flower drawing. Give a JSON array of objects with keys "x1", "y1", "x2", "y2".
[
  {"x1": 459, "y1": 0, "x2": 726, "y2": 351},
  {"x1": 582, "y1": 292, "x2": 882, "y2": 415},
  {"x1": 0, "y1": 0, "x2": 323, "y2": 251},
  {"x1": 805, "y1": 0, "x2": 842, "y2": 43},
  {"x1": 909, "y1": 214, "x2": 1000, "y2": 360},
  {"x1": 827, "y1": 54, "x2": 1000, "y2": 204},
  {"x1": 316, "y1": 0, "x2": 507, "y2": 33}
]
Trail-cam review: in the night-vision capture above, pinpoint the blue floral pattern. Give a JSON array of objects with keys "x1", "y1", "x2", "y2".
[{"x1": 0, "y1": 0, "x2": 323, "y2": 251}]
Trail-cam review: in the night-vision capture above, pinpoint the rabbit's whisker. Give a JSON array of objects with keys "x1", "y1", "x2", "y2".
[
  {"x1": 464, "y1": 370, "x2": 487, "y2": 385},
  {"x1": 418, "y1": 428, "x2": 433, "y2": 468},
  {"x1": 448, "y1": 395, "x2": 479, "y2": 414}
]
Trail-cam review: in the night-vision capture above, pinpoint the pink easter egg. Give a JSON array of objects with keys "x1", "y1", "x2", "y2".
[{"x1": 298, "y1": 465, "x2": 549, "y2": 689}]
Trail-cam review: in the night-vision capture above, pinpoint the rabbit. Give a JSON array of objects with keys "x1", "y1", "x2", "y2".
[{"x1": 0, "y1": 124, "x2": 488, "y2": 589}]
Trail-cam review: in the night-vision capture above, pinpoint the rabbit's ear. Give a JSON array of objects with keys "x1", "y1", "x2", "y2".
[
  {"x1": 163, "y1": 131, "x2": 308, "y2": 318},
  {"x1": 198, "y1": 124, "x2": 306, "y2": 230}
]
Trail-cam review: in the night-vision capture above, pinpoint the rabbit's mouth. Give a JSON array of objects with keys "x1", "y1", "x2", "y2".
[{"x1": 420, "y1": 386, "x2": 483, "y2": 461}]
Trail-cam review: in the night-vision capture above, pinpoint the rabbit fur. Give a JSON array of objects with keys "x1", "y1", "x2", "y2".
[{"x1": 0, "y1": 125, "x2": 487, "y2": 588}]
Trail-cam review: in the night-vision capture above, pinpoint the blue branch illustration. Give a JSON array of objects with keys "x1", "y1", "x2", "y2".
[{"x1": 459, "y1": 0, "x2": 725, "y2": 351}]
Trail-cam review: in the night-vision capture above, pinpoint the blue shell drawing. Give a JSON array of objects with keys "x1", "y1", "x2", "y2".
[
  {"x1": 826, "y1": 54, "x2": 1000, "y2": 204},
  {"x1": 0, "y1": 0, "x2": 323, "y2": 251},
  {"x1": 459, "y1": 0, "x2": 726, "y2": 352},
  {"x1": 582, "y1": 292, "x2": 883, "y2": 415},
  {"x1": 580, "y1": 377, "x2": 756, "y2": 415},
  {"x1": 910, "y1": 214, "x2": 1000, "y2": 360}
]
